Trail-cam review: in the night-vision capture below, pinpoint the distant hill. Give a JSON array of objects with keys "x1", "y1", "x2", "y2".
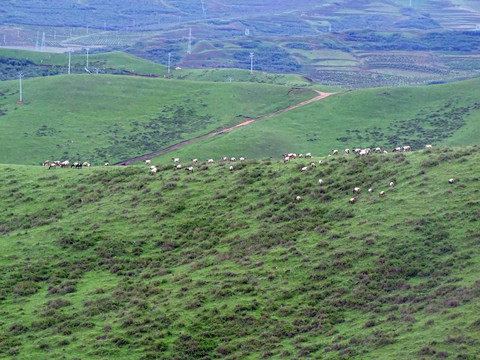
[
  {"x1": 0, "y1": 146, "x2": 479, "y2": 359},
  {"x1": 1, "y1": 1, "x2": 480, "y2": 87}
]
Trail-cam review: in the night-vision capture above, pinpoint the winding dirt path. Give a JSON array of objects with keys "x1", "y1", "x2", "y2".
[{"x1": 114, "y1": 90, "x2": 335, "y2": 165}]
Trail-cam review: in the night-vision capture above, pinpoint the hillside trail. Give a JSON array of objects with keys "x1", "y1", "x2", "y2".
[{"x1": 114, "y1": 90, "x2": 335, "y2": 165}]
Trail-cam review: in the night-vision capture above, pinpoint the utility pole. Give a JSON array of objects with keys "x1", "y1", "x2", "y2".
[
  {"x1": 68, "y1": 48, "x2": 71, "y2": 75},
  {"x1": 18, "y1": 73, "x2": 23, "y2": 103},
  {"x1": 168, "y1": 53, "x2": 171, "y2": 74},
  {"x1": 86, "y1": 47, "x2": 89, "y2": 68},
  {"x1": 187, "y1": 27, "x2": 192, "y2": 55},
  {"x1": 250, "y1": 52, "x2": 254, "y2": 75}
]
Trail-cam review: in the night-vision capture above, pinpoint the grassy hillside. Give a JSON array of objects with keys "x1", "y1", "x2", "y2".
[
  {"x1": 155, "y1": 77, "x2": 480, "y2": 163},
  {"x1": 0, "y1": 74, "x2": 315, "y2": 165},
  {"x1": 0, "y1": 146, "x2": 479, "y2": 359}
]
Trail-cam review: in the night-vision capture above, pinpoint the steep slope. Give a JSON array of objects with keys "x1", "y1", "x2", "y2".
[{"x1": 0, "y1": 147, "x2": 479, "y2": 359}]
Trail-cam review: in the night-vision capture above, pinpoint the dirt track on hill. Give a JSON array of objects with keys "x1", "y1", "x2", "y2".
[{"x1": 114, "y1": 90, "x2": 335, "y2": 165}]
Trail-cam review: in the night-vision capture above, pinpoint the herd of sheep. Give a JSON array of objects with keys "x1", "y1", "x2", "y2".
[{"x1": 42, "y1": 144, "x2": 456, "y2": 203}]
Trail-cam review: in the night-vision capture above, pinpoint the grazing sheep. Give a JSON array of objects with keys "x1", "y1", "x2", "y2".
[
  {"x1": 295, "y1": 196, "x2": 301, "y2": 202},
  {"x1": 332, "y1": 149, "x2": 339, "y2": 155},
  {"x1": 448, "y1": 178, "x2": 455, "y2": 184},
  {"x1": 389, "y1": 181, "x2": 394, "y2": 187},
  {"x1": 172, "y1": 158, "x2": 180, "y2": 163},
  {"x1": 374, "y1": 147, "x2": 382, "y2": 153},
  {"x1": 42, "y1": 160, "x2": 50, "y2": 166},
  {"x1": 175, "y1": 164, "x2": 182, "y2": 170},
  {"x1": 425, "y1": 144, "x2": 433, "y2": 150},
  {"x1": 300, "y1": 166, "x2": 308, "y2": 173},
  {"x1": 354, "y1": 149, "x2": 361, "y2": 154},
  {"x1": 221, "y1": 156, "x2": 228, "y2": 161},
  {"x1": 230, "y1": 157, "x2": 236, "y2": 162},
  {"x1": 83, "y1": 162, "x2": 91, "y2": 167},
  {"x1": 240, "y1": 157, "x2": 246, "y2": 162},
  {"x1": 185, "y1": 166, "x2": 194, "y2": 173},
  {"x1": 48, "y1": 163, "x2": 57, "y2": 170},
  {"x1": 353, "y1": 187, "x2": 360, "y2": 194},
  {"x1": 149, "y1": 166, "x2": 157, "y2": 175},
  {"x1": 402, "y1": 145, "x2": 411, "y2": 152},
  {"x1": 60, "y1": 160, "x2": 69, "y2": 168},
  {"x1": 344, "y1": 149, "x2": 350, "y2": 155},
  {"x1": 305, "y1": 153, "x2": 312, "y2": 158},
  {"x1": 145, "y1": 159, "x2": 151, "y2": 165},
  {"x1": 283, "y1": 156, "x2": 290, "y2": 164},
  {"x1": 71, "y1": 162, "x2": 81, "y2": 168},
  {"x1": 318, "y1": 160, "x2": 322, "y2": 165},
  {"x1": 392, "y1": 147, "x2": 402, "y2": 152},
  {"x1": 207, "y1": 159, "x2": 214, "y2": 164},
  {"x1": 192, "y1": 158, "x2": 198, "y2": 163},
  {"x1": 368, "y1": 188, "x2": 373, "y2": 193},
  {"x1": 383, "y1": 150, "x2": 388, "y2": 154},
  {"x1": 104, "y1": 162, "x2": 110, "y2": 166},
  {"x1": 379, "y1": 191, "x2": 385, "y2": 197},
  {"x1": 318, "y1": 179, "x2": 323, "y2": 185},
  {"x1": 310, "y1": 162, "x2": 316, "y2": 167},
  {"x1": 298, "y1": 154, "x2": 304, "y2": 158},
  {"x1": 349, "y1": 197, "x2": 357, "y2": 204},
  {"x1": 229, "y1": 165, "x2": 234, "y2": 171}
]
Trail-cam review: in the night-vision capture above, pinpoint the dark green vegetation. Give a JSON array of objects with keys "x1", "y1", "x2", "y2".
[
  {"x1": 0, "y1": 147, "x2": 479, "y2": 359},
  {"x1": 1, "y1": 0, "x2": 480, "y2": 87}
]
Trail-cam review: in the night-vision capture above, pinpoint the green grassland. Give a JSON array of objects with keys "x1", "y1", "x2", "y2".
[
  {"x1": 149, "y1": 77, "x2": 480, "y2": 163},
  {"x1": 0, "y1": 146, "x2": 479, "y2": 359},
  {"x1": 0, "y1": 74, "x2": 315, "y2": 165}
]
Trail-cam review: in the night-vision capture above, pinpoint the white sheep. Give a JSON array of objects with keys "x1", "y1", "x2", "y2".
[
  {"x1": 332, "y1": 149, "x2": 339, "y2": 155},
  {"x1": 192, "y1": 158, "x2": 198, "y2": 163},
  {"x1": 379, "y1": 191, "x2": 385, "y2": 197},
  {"x1": 305, "y1": 153, "x2": 312, "y2": 158},
  {"x1": 149, "y1": 166, "x2": 157, "y2": 174},
  {"x1": 145, "y1": 159, "x2": 151, "y2": 165},
  {"x1": 240, "y1": 157, "x2": 246, "y2": 162},
  {"x1": 368, "y1": 188, "x2": 373, "y2": 193},
  {"x1": 318, "y1": 160, "x2": 322, "y2": 165},
  {"x1": 229, "y1": 165, "x2": 234, "y2": 171},
  {"x1": 175, "y1": 164, "x2": 182, "y2": 170},
  {"x1": 389, "y1": 181, "x2": 394, "y2": 187},
  {"x1": 349, "y1": 197, "x2": 357, "y2": 204},
  {"x1": 104, "y1": 162, "x2": 110, "y2": 166},
  {"x1": 344, "y1": 149, "x2": 350, "y2": 155},
  {"x1": 295, "y1": 196, "x2": 301, "y2": 202},
  {"x1": 185, "y1": 166, "x2": 194, "y2": 173},
  {"x1": 300, "y1": 166, "x2": 308, "y2": 172},
  {"x1": 425, "y1": 144, "x2": 433, "y2": 150},
  {"x1": 207, "y1": 159, "x2": 214, "y2": 164},
  {"x1": 318, "y1": 179, "x2": 323, "y2": 185},
  {"x1": 173, "y1": 158, "x2": 180, "y2": 163},
  {"x1": 353, "y1": 187, "x2": 360, "y2": 194},
  {"x1": 448, "y1": 178, "x2": 454, "y2": 184},
  {"x1": 230, "y1": 157, "x2": 236, "y2": 162},
  {"x1": 310, "y1": 162, "x2": 316, "y2": 168}
]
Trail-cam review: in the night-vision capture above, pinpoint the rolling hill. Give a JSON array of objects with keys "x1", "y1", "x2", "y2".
[
  {"x1": 0, "y1": 73, "x2": 316, "y2": 165},
  {"x1": 0, "y1": 146, "x2": 479, "y2": 359}
]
